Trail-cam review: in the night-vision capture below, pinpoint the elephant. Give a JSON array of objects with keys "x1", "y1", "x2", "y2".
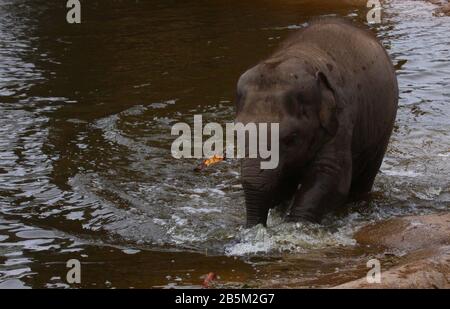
[{"x1": 235, "y1": 18, "x2": 399, "y2": 227}]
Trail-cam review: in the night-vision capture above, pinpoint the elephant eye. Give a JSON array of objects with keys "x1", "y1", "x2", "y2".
[{"x1": 282, "y1": 133, "x2": 298, "y2": 147}]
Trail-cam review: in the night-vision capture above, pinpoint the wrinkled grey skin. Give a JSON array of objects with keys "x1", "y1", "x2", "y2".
[{"x1": 235, "y1": 19, "x2": 398, "y2": 227}]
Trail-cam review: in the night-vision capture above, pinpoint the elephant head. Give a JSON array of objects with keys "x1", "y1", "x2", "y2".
[{"x1": 235, "y1": 58, "x2": 339, "y2": 227}]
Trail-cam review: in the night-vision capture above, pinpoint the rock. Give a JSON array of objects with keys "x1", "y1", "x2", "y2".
[
  {"x1": 426, "y1": 0, "x2": 450, "y2": 16},
  {"x1": 334, "y1": 213, "x2": 450, "y2": 288},
  {"x1": 335, "y1": 246, "x2": 450, "y2": 288},
  {"x1": 355, "y1": 213, "x2": 450, "y2": 252},
  {"x1": 435, "y1": 3, "x2": 450, "y2": 16}
]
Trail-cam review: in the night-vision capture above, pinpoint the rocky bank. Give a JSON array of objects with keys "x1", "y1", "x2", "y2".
[{"x1": 335, "y1": 213, "x2": 450, "y2": 288}]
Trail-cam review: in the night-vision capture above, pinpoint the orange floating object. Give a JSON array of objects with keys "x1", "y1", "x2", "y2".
[
  {"x1": 203, "y1": 272, "x2": 217, "y2": 288},
  {"x1": 194, "y1": 155, "x2": 224, "y2": 171},
  {"x1": 203, "y1": 154, "x2": 224, "y2": 166}
]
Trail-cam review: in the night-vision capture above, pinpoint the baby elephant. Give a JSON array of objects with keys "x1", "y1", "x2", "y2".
[{"x1": 236, "y1": 18, "x2": 398, "y2": 227}]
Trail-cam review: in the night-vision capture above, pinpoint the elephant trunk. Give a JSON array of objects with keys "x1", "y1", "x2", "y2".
[
  {"x1": 244, "y1": 189, "x2": 270, "y2": 227},
  {"x1": 241, "y1": 158, "x2": 278, "y2": 227}
]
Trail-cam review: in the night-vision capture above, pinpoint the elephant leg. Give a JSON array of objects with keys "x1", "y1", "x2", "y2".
[
  {"x1": 287, "y1": 140, "x2": 353, "y2": 223},
  {"x1": 349, "y1": 130, "x2": 392, "y2": 200}
]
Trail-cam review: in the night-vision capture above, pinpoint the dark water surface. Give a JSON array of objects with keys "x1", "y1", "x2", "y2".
[{"x1": 0, "y1": 0, "x2": 449, "y2": 288}]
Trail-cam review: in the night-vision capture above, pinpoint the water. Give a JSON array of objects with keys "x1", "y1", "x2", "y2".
[{"x1": 0, "y1": 0, "x2": 449, "y2": 288}]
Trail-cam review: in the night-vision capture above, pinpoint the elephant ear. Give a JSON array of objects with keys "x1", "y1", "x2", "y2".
[{"x1": 316, "y1": 71, "x2": 338, "y2": 136}]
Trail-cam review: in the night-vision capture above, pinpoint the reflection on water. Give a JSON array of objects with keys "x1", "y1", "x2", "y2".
[{"x1": 0, "y1": 0, "x2": 449, "y2": 288}]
